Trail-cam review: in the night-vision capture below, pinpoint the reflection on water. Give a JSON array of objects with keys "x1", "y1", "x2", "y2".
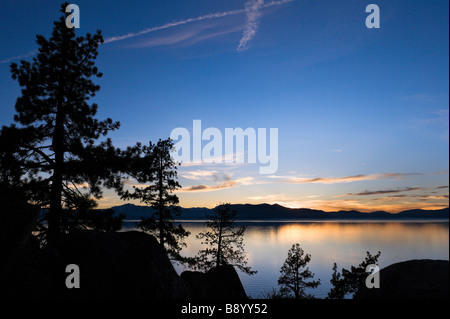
[{"x1": 124, "y1": 220, "x2": 449, "y2": 298}]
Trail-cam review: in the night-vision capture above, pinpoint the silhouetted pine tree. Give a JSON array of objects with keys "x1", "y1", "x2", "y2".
[
  {"x1": 277, "y1": 243, "x2": 320, "y2": 299},
  {"x1": 120, "y1": 139, "x2": 190, "y2": 260},
  {"x1": 194, "y1": 203, "x2": 256, "y2": 275},
  {"x1": 327, "y1": 251, "x2": 381, "y2": 299},
  {"x1": 8, "y1": 3, "x2": 124, "y2": 242}
]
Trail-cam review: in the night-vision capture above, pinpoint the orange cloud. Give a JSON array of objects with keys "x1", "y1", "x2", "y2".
[
  {"x1": 344, "y1": 187, "x2": 426, "y2": 196},
  {"x1": 284, "y1": 173, "x2": 418, "y2": 184},
  {"x1": 270, "y1": 171, "x2": 448, "y2": 185},
  {"x1": 177, "y1": 177, "x2": 254, "y2": 193},
  {"x1": 180, "y1": 170, "x2": 219, "y2": 180}
]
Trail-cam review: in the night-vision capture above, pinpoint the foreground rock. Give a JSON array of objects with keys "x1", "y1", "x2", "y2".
[
  {"x1": 354, "y1": 259, "x2": 449, "y2": 299},
  {"x1": 2, "y1": 230, "x2": 189, "y2": 298},
  {"x1": 2, "y1": 228, "x2": 250, "y2": 299},
  {"x1": 181, "y1": 265, "x2": 248, "y2": 299},
  {"x1": 55, "y1": 230, "x2": 188, "y2": 298},
  {"x1": 0, "y1": 197, "x2": 40, "y2": 281}
]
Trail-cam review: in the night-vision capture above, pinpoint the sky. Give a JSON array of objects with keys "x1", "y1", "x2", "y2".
[{"x1": 0, "y1": 0, "x2": 448, "y2": 212}]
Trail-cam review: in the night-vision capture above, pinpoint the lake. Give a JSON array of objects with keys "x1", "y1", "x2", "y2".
[{"x1": 123, "y1": 220, "x2": 449, "y2": 298}]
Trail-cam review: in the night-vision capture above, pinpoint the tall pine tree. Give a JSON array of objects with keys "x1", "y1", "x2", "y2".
[{"x1": 9, "y1": 3, "x2": 121, "y2": 242}]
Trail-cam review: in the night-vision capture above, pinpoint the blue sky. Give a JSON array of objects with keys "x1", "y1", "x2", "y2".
[{"x1": 0, "y1": 0, "x2": 448, "y2": 211}]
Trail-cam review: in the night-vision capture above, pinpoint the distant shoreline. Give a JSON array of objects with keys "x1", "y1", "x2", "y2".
[{"x1": 110, "y1": 203, "x2": 449, "y2": 221}]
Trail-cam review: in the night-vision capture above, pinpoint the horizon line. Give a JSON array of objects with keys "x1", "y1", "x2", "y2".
[{"x1": 100, "y1": 202, "x2": 450, "y2": 214}]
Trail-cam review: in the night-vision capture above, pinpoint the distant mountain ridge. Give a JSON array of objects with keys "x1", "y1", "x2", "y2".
[{"x1": 108, "y1": 203, "x2": 449, "y2": 221}]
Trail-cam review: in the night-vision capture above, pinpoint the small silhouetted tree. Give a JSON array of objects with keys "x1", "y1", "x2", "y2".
[
  {"x1": 327, "y1": 251, "x2": 381, "y2": 299},
  {"x1": 121, "y1": 139, "x2": 190, "y2": 260},
  {"x1": 277, "y1": 243, "x2": 320, "y2": 299},
  {"x1": 7, "y1": 3, "x2": 127, "y2": 242},
  {"x1": 194, "y1": 203, "x2": 256, "y2": 275}
]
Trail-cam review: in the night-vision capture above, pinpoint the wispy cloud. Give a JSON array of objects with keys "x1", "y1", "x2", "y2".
[
  {"x1": 345, "y1": 187, "x2": 426, "y2": 196},
  {"x1": 343, "y1": 185, "x2": 450, "y2": 197},
  {"x1": 276, "y1": 173, "x2": 417, "y2": 184},
  {"x1": 418, "y1": 109, "x2": 450, "y2": 127},
  {"x1": 178, "y1": 180, "x2": 238, "y2": 192},
  {"x1": 178, "y1": 176, "x2": 254, "y2": 193},
  {"x1": 237, "y1": 0, "x2": 265, "y2": 52},
  {"x1": 237, "y1": 0, "x2": 295, "y2": 52},
  {"x1": 180, "y1": 170, "x2": 219, "y2": 180},
  {"x1": 270, "y1": 171, "x2": 448, "y2": 185},
  {"x1": 128, "y1": 19, "x2": 243, "y2": 49},
  {"x1": 104, "y1": 9, "x2": 244, "y2": 44},
  {"x1": 105, "y1": 0, "x2": 294, "y2": 50},
  {"x1": 0, "y1": 49, "x2": 37, "y2": 64},
  {"x1": 124, "y1": 172, "x2": 255, "y2": 193},
  {"x1": 2, "y1": 0, "x2": 294, "y2": 63},
  {"x1": 370, "y1": 194, "x2": 449, "y2": 201}
]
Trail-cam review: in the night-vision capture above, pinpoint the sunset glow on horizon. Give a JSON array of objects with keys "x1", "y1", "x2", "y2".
[{"x1": 1, "y1": 0, "x2": 448, "y2": 214}]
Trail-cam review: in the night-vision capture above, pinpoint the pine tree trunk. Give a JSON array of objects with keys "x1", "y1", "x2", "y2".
[
  {"x1": 216, "y1": 215, "x2": 223, "y2": 267},
  {"x1": 158, "y1": 154, "x2": 164, "y2": 248},
  {"x1": 48, "y1": 110, "x2": 64, "y2": 244}
]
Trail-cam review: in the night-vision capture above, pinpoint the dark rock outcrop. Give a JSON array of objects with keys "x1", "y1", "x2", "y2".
[
  {"x1": 354, "y1": 259, "x2": 449, "y2": 299},
  {"x1": 181, "y1": 271, "x2": 210, "y2": 298},
  {"x1": 2, "y1": 226, "x2": 249, "y2": 299},
  {"x1": 0, "y1": 197, "x2": 40, "y2": 280},
  {"x1": 0, "y1": 234, "x2": 53, "y2": 298},
  {"x1": 55, "y1": 230, "x2": 188, "y2": 298},
  {"x1": 1, "y1": 230, "x2": 189, "y2": 298},
  {"x1": 181, "y1": 265, "x2": 247, "y2": 299}
]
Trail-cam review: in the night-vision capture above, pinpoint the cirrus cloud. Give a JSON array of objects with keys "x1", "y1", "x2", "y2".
[{"x1": 270, "y1": 171, "x2": 448, "y2": 185}]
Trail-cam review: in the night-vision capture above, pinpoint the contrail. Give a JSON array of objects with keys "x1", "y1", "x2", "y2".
[
  {"x1": 1, "y1": 0, "x2": 294, "y2": 63},
  {"x1": 237, "y1": 0, "x2": 294, "y2": 52},
  {"x1": 0, "y1": 49, "x2": 37, "y2": 64},
  {"x1": 104, "y1": 0, "x2": 295, "y2": 47},
  {"x1": 104, "y1": 8, "x2": 244, "y2": 43},
  {"x1": 237, "y1": 0, "x2": 265, "y2": 52}
]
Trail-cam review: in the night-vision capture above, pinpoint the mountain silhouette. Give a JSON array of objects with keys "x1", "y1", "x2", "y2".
[{"x1": 108, "y1": 203, "x2": 449, "y2": 221}]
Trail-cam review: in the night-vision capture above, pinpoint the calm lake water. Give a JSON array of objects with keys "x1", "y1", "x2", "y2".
[{"x1": 124, "y1": 220, "x2": 449, "y2": 299}]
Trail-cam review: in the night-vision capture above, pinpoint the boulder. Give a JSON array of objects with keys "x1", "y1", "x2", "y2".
[
  {"x1": 54, "y1": 230, "x2": 188, "y2": 298},
  {"x1": 180, "y1": 271, "x2": 210, "y2": 299},
  {"x1": 0, "y1": 235, "x2": 53, "y2": 298},
  {"x1": 354, "y1": 259, "x2": 449, "y2": 299},
  {"x1": 0, "y1": 197, "x2": 40, "y2": 280},
  {"x1": 181, "y1": 265, "x2": 247, "y2": 299}
]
